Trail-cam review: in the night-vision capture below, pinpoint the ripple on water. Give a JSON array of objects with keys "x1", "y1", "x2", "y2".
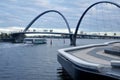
[{"x1": 0, "y1": 39, "x2": 117, "y2": 80}]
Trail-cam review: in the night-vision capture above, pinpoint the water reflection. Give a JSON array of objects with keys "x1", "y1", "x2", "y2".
[
  {"x1": 57, "y1": 67, "x2": 72, "y2": 80},
  {"x1": 0, "y1": 39, "x2": 117, "y2": 80}
]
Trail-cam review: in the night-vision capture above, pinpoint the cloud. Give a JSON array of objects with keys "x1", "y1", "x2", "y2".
[
  {"x1": 0, "y1": 20, "x2": 4, "y2": 23},
  {"x1": 0, "y1": 0, "x2": 120, "y2": 33},
  {"x1": 9, "y1": 0, "x2": 17, "y2": 2},
  {"x1": 33, "y1": 0, "x2": 72, "y2": 12},
  {"x1": 34, "y1": 0, "x2": 51, "y2": 8},
  {"x1": 0, "y1": 26, "x2": 75, "y2": 33}
]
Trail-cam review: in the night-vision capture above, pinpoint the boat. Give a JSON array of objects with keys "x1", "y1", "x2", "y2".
[
  {"x1": 23, "y1": 38, "x2": 47, "y2": 44},
  {"x1": 57, "y1": 41, "x2": 120, "y2": 80}
]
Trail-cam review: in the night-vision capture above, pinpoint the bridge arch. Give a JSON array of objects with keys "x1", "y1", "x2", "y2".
[
  {"x1": 72, "y1": 1, "x2": 120, "y2": 46},
  {"x1": 23, "y1": 10, "x2": 72, "y2": 33}
]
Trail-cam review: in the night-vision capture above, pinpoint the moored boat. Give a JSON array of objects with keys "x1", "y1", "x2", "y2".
[
  {"x1": 23, "y1": 38, "x2": 47, "y2": 44},
  {"x1": 58, "y1": 41, "x2": 120, "y2": 80}
]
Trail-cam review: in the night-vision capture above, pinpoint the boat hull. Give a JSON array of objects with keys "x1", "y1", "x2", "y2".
[
  {"x1": 57, "y1": 51, "x2": 118, "y2": 80},
  {"x1": 23, "y1": 38, "x2": 47, "y2": 44}
]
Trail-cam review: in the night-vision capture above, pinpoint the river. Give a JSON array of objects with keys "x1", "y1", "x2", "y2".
[{"x1": 0, "y1": 39, "x2": 118, "y2": 80}]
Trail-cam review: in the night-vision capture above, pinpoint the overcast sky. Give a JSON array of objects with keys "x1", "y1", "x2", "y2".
[{"x1": 0, "y1": 0, "x2": 120, "y2": 32}]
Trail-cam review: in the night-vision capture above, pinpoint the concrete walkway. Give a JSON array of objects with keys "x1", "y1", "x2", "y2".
[{"x1": 70, "y1": 43, "x2": 120, "y2": 66}]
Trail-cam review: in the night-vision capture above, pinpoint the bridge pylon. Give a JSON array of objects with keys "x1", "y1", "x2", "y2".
[
  {"x1": 11, "y1": 33, "x2": 25, "y2": 43},
  {"x1": 70, "y1": 34, "x2": 76, "y2": 46}
]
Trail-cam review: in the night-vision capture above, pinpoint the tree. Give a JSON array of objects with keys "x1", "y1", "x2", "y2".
[
  {"x1": 50, "y1": 30, "x2": 53, "y2": 32},
  {"x1": 80, "y1": 31, "x2": 84, "y2": 34},
  {"x1": 33, "y1": 29, "x2": 36, "y2": 32},
  {"x1": 114, "y1": 33, "x2": 116, "y2": 36},
  {"x1": 104, "y1": 33, "x2": 107, "y2": 36}
]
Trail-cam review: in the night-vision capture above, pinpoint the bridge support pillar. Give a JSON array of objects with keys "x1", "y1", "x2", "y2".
[
  {"x1": 11, "y1": 33, "x2": 25, "y2": 43},
  {"x1": 70, "y1": 34, "x2": 76, "y2": 46}
]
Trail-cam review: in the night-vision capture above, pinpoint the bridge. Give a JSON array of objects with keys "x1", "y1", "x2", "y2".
[
  {"x1": 11, "y1": 31, "x2": 120, "y2": 43},
  {"x1": 11, "y1": 1, "x2": 120, "y2": 46},
  {"x1": 12, "y1": 32, "x2": 72, "y2": 35}
]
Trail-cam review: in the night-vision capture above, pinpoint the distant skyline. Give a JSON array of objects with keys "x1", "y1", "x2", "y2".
[{"x1": 0, "y1": 0, "x2": 120, "y2": 32}]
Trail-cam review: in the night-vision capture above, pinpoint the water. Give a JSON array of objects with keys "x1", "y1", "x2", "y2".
[{"x1": 0, "y1": 39, "x2": 118, "y2": 80}]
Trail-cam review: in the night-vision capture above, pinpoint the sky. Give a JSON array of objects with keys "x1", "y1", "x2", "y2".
[{"x1": 0, "y1": 0, "x2": 120, "y2": 33}]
